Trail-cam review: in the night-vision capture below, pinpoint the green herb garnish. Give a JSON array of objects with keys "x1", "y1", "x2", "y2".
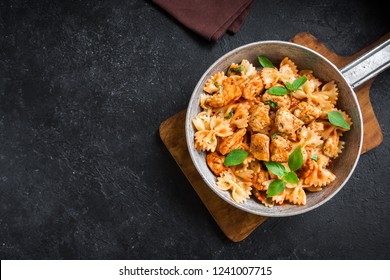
[
  {"x1": 292, "y1": 76, "x2": 307, "y2": 90},
  {"x1": 267, "y1": 76, "x2": 307, "y2": 97},
  {"x1": 228, "y1": 65, "x2": 245, "y2": 75},
  {"x1": 328, "y1": 111, "x2": 350, "y2": 130},
  {"x1": 225, "y1": 109, "x2": 234, "y2": 119},
  {"x1": 267, "y1": 86, "x2": 288, "y2": 95},
  {"x1": 264, "y1": 161, "x2": 287, "y2": 177},
  {"x1": 267, "y1": 180, "x2": 286, "y2": 197},
  {"x1": 265, "y1": 146, "x2": 303, "y2": 197},
  {"x1": 288, "y1": 146, "x2": 303, "y2": 172},
  {"x1": 264, "y1": 100, "x2": 278, "y2": 108},
  {"x1": 310, "y1": 154, "x2": 319, "y2": 161},
  {"x1": 224, "y1": 149, "x2": 249, "y2": 166},
  {"x1": 258, "y1": 56, "x2": 275, "y2": 68},
  {"x1": 282, "y1": 171, "x2": 299, "y2": 185}
]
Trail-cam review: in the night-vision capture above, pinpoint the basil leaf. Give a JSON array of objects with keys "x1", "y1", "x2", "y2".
[
  {"x1": 258, "y1": 56, "x2": 275, "y2": 68},
  {"x1": 264, "y1": 161, "x2": 287, "y2": 177},
  {"x1": 267, "y1": 86, "x2": 288, "y2": 95},
  {"x1": 267, "y1": 179, "x2": 286, "y2": 197},
  {"x1": 224, "y1": 149, "x2": 249, "y2": 166},
  {"x1": 288, "y1": 146, "x2": 303, "y2": 172},
  {"x1": 285, "y1": 82, "x2": 294, "y2": 91},
  {"x1": 310, "y1": 153, "x2": 318, "y2": 161},
  {"x1": 292, "y1": 76, "x2": 307, "y2": 90},
  {"x1": 264, "y1": 100, "x2": 278, "y2": 108},
  {"x1": 328, "y1": 111, "x2": 351, "y2": 130},
  {"x1": 225, "y1": 109, "x2": 234, "y2": 119},
  {"x1": 282, "y1": 171, "x2": 299, "y2": 184}
]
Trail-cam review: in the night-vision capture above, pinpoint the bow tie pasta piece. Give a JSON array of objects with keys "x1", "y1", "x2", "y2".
[
  {"x1": 260, "y1": 57, "x2": 299, "y2": 89},
  {"x1": 217, "y1": 169, "x2": 252, "y2": 204},
  {"x1": 193, "y1": 114, "x2": 233, "y2": 152},
  {"x1": 227, "y1": 59, "x2": 257, "y2": 79},
  {"x1": 230, "y1": 102, "x2": 250, "y2": 129},
  {"x1": 302, "y1": 154, "x2": 336, "y2": 187},
  {"x1": 285, "y1": 185, "x2": 306, "y2": 205},
  {"x1": 203, "y1": 71, "x2": 227, "y2": 94}
]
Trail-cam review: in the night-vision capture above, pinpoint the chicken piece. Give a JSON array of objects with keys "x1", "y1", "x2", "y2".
[
  {"x1": 262, "y1": 91, "x2": 291, "y2": 109},
  {"x1": 206, "y1": 77, "x2": 242, "y2": 108},
  {"x1": 218, "y1": 128, "x2": 246, "y2": 155},
  {"x1": 323, "y1": 131, "x2": 339, "y2": 158},
  {"x1": 275, "y1": 107, "x2": 304, "y2": 135},
  {"x1": 240, "y1": 74, "x2": 264, "y2": 100},
  {"x1": 252, "y1": 169, "x2": 270, "y2": 191},
  {"x1": 250, "y1": 133, "x2": 270, "y2": 161},
  {"x1": 293, "y1": 101, "x2": 322, "y2": 124},
  {"x1": 248, "y1": 103, "x2": 271, "y2": 132},
  {"x1": 289, "y1": 97, "x2": 301, "y2": 112},
  {"x1": 307, "y1": 121, "x2": 324, "y2": 134},
  {"x1": 206, "y1": 152, "x2": 227, "y2": 176},
  {"x1": 270, "y1": 135, "x2": 292, "y2": 162}
]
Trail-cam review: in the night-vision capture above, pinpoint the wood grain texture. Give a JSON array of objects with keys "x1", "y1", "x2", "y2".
[{"x1": 160, "y1": 33, "x2": 385, "y2": 242}]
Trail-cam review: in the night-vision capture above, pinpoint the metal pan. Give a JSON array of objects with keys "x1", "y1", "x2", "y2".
[{"x1": 185, "y1": 37, "x2": 390, "y2": 217}]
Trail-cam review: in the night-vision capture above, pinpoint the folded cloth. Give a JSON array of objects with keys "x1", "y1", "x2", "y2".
[{"x1": 152, "y1": 0, "x2": 254, "y2": 42}]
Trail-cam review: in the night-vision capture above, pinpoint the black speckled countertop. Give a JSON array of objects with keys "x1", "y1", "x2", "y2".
[{"x1": 0, "y1": 0, "x2": 389, "y2": 259}]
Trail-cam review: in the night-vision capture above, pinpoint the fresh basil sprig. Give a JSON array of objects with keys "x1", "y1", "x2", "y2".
[
  {"x1": 224, "y1": 149, "x2": 249, "y2": 166},
  {"x1": 264, "y1": 161, "x2": 287, "y2": 177},
  {"x1": 264, "y1": 146, "x2": 303, "y2": 198},
  {"x1": 267, "y1": 76, "x2": 307, "y2": 97},
  {"x1": 327, "y1": 111, "x2": 350, "y2": 130},
  {"x1": 286, "y1": 76, "x2": 307, "y2": 92}
]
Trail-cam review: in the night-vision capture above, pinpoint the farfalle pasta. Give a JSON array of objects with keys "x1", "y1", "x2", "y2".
[{"x1": 192, "y1": 56, "x2": 352, "y2": 207}]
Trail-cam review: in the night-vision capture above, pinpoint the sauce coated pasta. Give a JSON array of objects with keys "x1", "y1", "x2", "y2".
[{"x1": 192, "y1": 56, "x2": 352, "y2": 207}]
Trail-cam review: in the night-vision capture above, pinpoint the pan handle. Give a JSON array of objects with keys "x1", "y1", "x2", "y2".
[{"x1": 340, "y1": 38, "x2": 390, "y2": 89}]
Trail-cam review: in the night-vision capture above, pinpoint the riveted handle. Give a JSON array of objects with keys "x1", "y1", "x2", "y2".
[{"x1": 341, "y1": 38, "x2": 390, "y2": 89}]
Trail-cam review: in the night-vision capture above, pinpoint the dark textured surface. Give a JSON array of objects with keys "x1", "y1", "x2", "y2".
[{"x1": 0, "y1": 0, "x2": 389, "y2": 259}]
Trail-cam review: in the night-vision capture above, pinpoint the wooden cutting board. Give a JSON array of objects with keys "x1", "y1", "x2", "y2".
[{"x1": 159, "y1": 32, "x2": 388, "y2": 242}]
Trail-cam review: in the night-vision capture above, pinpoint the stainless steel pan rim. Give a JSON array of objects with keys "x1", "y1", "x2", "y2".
[{"x1": 185, "y1": 40, "x2": 365, "y2": 217}]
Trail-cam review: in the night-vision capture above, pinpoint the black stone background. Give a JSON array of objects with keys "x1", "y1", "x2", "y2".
[{"x1": 0, "y1": 0, "x2": 389, "y2": 259}]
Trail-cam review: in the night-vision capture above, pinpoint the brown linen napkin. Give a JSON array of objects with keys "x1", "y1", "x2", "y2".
[{"x1": 152, "y1": 0, "x2": 254, "y2": 42}]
